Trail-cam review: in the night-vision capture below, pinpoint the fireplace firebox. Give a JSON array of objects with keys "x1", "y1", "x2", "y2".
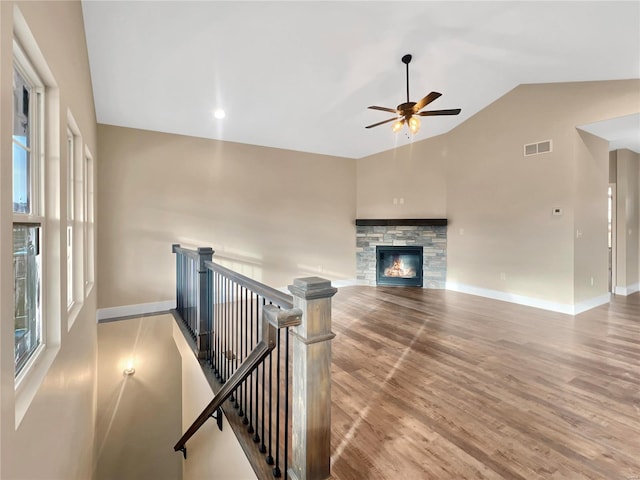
[{"x1": 376, "y1": 246, "x2": 423, "y2": 287}]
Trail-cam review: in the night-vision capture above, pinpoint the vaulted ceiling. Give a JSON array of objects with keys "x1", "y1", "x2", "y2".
[{"x1": 81, "y1": 1, "x2": 640, "y2": 159}]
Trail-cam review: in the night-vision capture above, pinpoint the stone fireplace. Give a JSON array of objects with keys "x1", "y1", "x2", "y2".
[{"x1": 356, "y1": 219, "x2": 447, "y2": 288}]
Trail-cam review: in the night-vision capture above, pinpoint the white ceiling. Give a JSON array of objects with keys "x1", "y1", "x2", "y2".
[{"x1": 81, "y1": 1, "x2": 640, "y2": 159}]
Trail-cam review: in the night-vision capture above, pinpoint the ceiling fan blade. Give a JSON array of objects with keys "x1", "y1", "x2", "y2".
[
  {"x1": 365, "y1": 117, "x2": 399, "y2": 129},
  {"x1": 418, "y1": 108, "x2": 461, "y2": 116},
  {"x1": 413, "y1": 92, "x2": 442, "y2": 112},
  {"x1": 368, "y1": 105, "x2": 399, "y2": 114}
]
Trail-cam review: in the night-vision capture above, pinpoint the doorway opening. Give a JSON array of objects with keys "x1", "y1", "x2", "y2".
[{"x1": 608, "y1": 184, "x2": 616, "y2": 294}]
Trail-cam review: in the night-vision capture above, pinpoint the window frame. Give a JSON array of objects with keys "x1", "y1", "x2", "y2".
[
  {"x1": 13, "y1": 41, "x2": 46, "y2": 381},
  {"x1": 66, "y1": 129, "x2": 74, "y2": 310},
  {"x1": 83, "y1": 146, "x2": 95, "y2": 297},
  {"x1": 66, "y1": 113, "x2": 84, "y2": 329}
]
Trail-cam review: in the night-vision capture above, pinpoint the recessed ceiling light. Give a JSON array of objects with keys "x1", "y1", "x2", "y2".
[{"x1": 213, "y1": 109, "x2": 226, "y2": 119}]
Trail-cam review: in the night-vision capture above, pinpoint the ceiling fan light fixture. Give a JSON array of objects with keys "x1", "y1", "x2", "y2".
[
  {"x1": 392, "y1": 119, "x2": 405, "y2": 133},
  {"x1": 365, "y1": 53, "x2": 461, "y2": 133},
  {"x1": 408, "y1": 115, "x2": 421, "y2": 134}
]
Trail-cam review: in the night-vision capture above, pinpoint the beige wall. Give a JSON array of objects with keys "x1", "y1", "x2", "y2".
[
  {"x1": 0, "y1": 1, "x2": 98, "y2": 479},
  {"x1": 96, "y1": 315, "x2": 181, "y2": 480},
  {"x1": 615, "y1": 149, "x2": 640, "y2": 293},
  {"x1": 356, "y1": 133, "x2": 448, "y2": 218},
  {"x1": 357, "y1": 80, "x2": 640, "y2": 311},
  {"x1": 172, "y1": 321, "x2": 256, "y2": 480},
  {"x1": 97, "y1": 125, "x2": 356, "y2": 309}
]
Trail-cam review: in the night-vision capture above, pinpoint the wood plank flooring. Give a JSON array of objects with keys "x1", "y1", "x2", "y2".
[{"x1": 329, "y1": 287, "x2": 640, "y2": 480}]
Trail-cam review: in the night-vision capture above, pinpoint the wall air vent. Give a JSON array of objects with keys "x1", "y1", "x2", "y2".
[{"x1": 524, "y1": 140, "x2": 552, "y2": 156}]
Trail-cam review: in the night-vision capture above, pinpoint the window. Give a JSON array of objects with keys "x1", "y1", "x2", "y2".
[
  {"x1": 66, "y1": 115, "x2": 84, "y2": 329},
  {"x1": 66, "y1": 131, "x2": 74, "y2": 309},
  {"x1": 84, "y1": 148, "x2": 95, "y2": 294},
  {"x1": 13, "y1": 48, "x2": 45, "y2": 377}
]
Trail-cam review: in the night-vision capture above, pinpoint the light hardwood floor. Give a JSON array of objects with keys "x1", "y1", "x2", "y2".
[{"x1": 329, "y1": 287, "x2": 640, "y2": 480}]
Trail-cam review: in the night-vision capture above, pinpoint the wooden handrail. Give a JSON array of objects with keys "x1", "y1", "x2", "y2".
[
  {"x1": 174, "y1": 304, "x2": 302, "y2": 458},
  {"x1": 205, "y1": 260, "x2": 294, "y2": 309}
]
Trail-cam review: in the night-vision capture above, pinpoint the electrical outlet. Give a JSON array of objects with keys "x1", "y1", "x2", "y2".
[{"x1": 500, "y1": 272, "x2": 506, "y2": 281}]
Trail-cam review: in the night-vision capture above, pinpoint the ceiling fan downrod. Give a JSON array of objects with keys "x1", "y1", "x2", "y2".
[{"x1": 402, "y1": 54, "x2": 412, "y2": 104}]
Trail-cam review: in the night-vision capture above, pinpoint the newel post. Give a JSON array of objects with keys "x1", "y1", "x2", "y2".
[
  {"x1": 288, "y1": 277, "x2": 337, "y2": 480},
  {"x1": 195, "y1": 247, "x2": 214, "y2": 358}
]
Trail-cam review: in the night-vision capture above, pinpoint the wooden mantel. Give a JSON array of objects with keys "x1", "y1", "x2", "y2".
[{"x1": 355, "y1": 219, "x2": 447, "y2": 227}]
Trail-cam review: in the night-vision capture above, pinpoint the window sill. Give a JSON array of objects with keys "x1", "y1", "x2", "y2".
[
  {"x1": 67, "y1": 301, "x2": 83, "y2": 331},
  {"x1": 15, "y1": 343, "x2": 60, "y2": 428}
]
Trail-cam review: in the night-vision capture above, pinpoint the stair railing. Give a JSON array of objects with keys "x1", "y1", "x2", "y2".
[
  {"x1": 173, "y1": 303, "x2": 302, "y2": 456},
  {"x1": 172, "y1": 244, "x2": 337, "y2": 480}
]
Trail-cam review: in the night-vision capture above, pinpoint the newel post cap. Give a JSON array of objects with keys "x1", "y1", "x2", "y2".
[{"x1": 288, "y1": 277, "x2": 337, "y2": 300}]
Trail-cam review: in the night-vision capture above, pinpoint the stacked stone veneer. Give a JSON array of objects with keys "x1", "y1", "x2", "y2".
[{"x1": 356, "y1": 225, "x2": 447, "y2": 288}]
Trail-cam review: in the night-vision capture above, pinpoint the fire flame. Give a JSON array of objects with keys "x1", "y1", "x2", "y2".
[{"x1": 384, "y1": 256, "x2": 416, "y2": 278}]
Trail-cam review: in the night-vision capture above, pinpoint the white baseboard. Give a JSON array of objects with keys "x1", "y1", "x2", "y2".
[
  {"x1": 573, "y1": 293, "x2": 611, "y2": 315},
  {"x1": 97, "y1": 299, "x2": 176, "y2": 321},
  {"x1": 614, "y1": 282, "x2": 640, "y2": 296},
  {"x1": 331, "y1": 278, "x2": 359, "y2": 288},
  {"x1": 446, "y1": 282, "x2": 610, "y2": 315}
]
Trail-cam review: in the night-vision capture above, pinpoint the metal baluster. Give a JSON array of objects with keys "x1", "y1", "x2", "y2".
[
  {"x1": 223, "y1": 277, "x2": 228, "y2": 383},
  {"x1": 266, "y1": 348, "x2": 274, "y2": 465},
  {"x1": 230, "y1": 278, "x2": 235, "y2": 388},
  {"x1": 284, "y1": 328, "x2": 290, "y2": 480},
  {"x1": 233, "y1": 282, "x2": 240, "y2": 410},
  {"x1": 189, "y1": 258, "x2": 195, "y2": 335},
  {"x1": 273, "y1": 328, "x2": 282, "y2": 477},
  {"x1": 245, "y1": 292, "x2": 253, "y2": 428},
  {"x1": 228, "y1": 278, "x2": 232, "y2": 381},
  {"x1": 243, "y1": 288, "x2": 250, "y2": 426},
  {"x1": 238, "y1": 286, "x2": 245, "y2": 417},
  {"x1": 176, "y1": 252, "x2": 182, "y2": 316},
  {"x1": 253, "y1": 297, "x2": 267, "y2": 454},
  {"x1": 184, "y1": 256, "x2": 188, "y2": 326},
  {"x1": 206, "y1": 269, "x2": 213, "y2": 364},
  {"x1": 209, "y1": 269, "x2": 214, "y2": 368},
  {"x1": 216, "y1": 272, "x2": 222, "y2": 379},
  {"x1": 213, "y1": 272, "x2": 218, "y2": 376},
  {"x1": 187, "y1": 258, "x2": 192, "y2": 334}
]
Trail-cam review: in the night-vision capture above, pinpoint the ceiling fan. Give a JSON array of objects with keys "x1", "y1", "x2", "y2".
[{"x1": 365, "y1": 54, "x2": 461, "y2": 135}]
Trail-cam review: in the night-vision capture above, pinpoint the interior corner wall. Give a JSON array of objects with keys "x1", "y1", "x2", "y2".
[
  {"x1": 356, "y1": 79, "x2": 639, "y2": 312},
  {"x1": 0, "y1": 2, "x2": 98, "y2": 479},
  {"x1": 97, "y1": 125, "x2": 356, "y2": 310},
  {"x1": 573, "y1": 130, "x2": 610, "y2": 306},
  {"x1": 615, "y1": 149, "x2": 640, "y2": 295}
]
